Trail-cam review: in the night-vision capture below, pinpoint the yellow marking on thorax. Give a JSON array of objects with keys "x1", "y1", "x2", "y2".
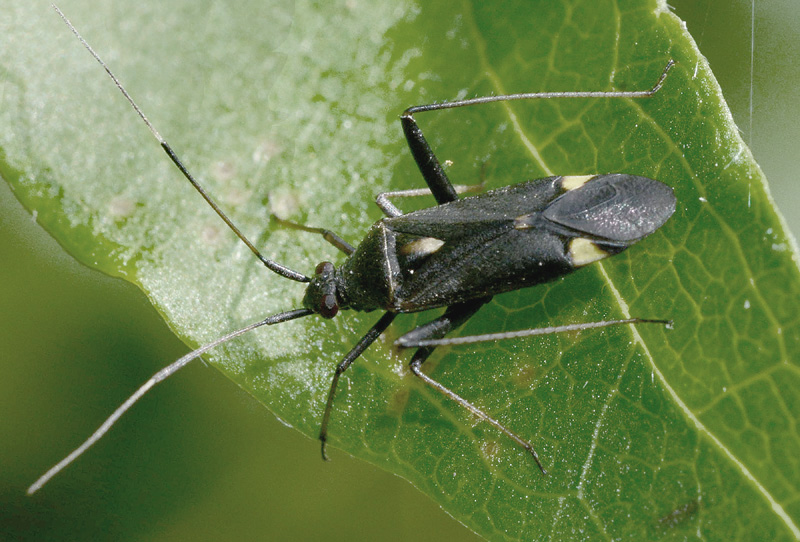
[
  {"x1": 514, "y1": 214, "x2": 534, "y2": 230},
  {"x1": 399, "y1": 237, "x2": 445, "y2": 257}
]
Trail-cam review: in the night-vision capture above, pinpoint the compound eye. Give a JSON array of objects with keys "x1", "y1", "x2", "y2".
[
  {"x1": 318, "y1": 293, "x2": 339, "y2": 319},
  {"x1": 315, "y1": 261, "x2": 334, "y2": 276}
]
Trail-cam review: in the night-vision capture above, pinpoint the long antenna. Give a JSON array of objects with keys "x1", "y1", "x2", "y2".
[
  {"x1": 28, "y1": 308, "x2": 313, "y2": 495},
  {"x1": 52, "y1": 4, "x2": 310, "y2": 283}
]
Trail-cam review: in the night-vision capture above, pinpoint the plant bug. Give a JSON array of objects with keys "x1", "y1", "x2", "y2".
[{"x1": 30, "y1": 5, "x2": 676, "y2": 494}]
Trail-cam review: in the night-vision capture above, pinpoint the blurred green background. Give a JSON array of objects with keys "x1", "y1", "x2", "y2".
[{"x1": 2, "y1": 1, "x2": 798, "y2": 540}]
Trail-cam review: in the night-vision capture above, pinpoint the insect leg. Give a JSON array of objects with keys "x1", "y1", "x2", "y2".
[
  {"x1": 399, "y1": 300, "x2": 547, "y2": 473},
  {"x1": 405, "y1": 60, "x2": 676, "y2": 117},
  {"x1": 398, "y1": 318, "x2": 672, "y2": 348},
  {"x1": 399, "y1": 298, "x2": 489, "y2": 346},
  {"x1": 270, "y1": 215, "x2": 354, "y2": 255},
  {"x1": 375, "y1": 182, "x2": 485, "y2": 217},
  {"x1": 319, "y1": 311, "x2": 397, "y2": 460},
  {"x1": 400, "y1": 111, "x2": 460, "y2": 205},
  {"x1": 410, "y1": 352, "x2": 546, "y2": 473},
  {"x1": 400, "y1": 59, "x2": 675, "y2": 207}
]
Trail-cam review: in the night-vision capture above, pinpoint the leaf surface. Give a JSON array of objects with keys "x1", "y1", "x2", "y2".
[{"x1": 2, "y1": 0, "x2": 798, "y2": 539}]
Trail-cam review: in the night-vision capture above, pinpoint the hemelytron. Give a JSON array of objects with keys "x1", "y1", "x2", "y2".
[{"x1": 30, "y1": 5, "x2": 676, "y2": 494}]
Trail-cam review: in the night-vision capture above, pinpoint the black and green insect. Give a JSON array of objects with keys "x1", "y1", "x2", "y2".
[{"x1": 31, "y1": 6, "x2": 676, "y2": 493}]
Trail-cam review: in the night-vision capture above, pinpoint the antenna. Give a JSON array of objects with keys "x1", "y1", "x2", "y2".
[
  {"x1": 29, "y1": 6, "x2": 320, "y2": 495},
  {"x1": 28, "y1": 308, "x2": 312, "y2": 495},
  {"x1": 52, "y1": 4, "x2": 310, "y2": 283}
]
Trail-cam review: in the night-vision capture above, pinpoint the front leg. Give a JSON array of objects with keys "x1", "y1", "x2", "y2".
[
  {"x1": 318, "y1": 311, "x2": 397, "y2": 460},
  {"x1": 271, "y1": 214, "x2": 355, "y2": 255}
]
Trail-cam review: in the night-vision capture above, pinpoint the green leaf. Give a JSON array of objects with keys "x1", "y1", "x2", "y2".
[{"x1": 3, "y1": 0, "x2": 799, "y2": 540}]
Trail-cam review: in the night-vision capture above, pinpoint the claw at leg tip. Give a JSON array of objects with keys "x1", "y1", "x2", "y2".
[{"x1": 320, "y1": 441, "x2": 330, "y2": 462}]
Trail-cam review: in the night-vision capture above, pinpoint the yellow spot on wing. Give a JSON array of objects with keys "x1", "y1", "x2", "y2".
[
  {"x1": 569, "y1": 237, "x2": 609, "y2": 266},
  {"x1": 561, "y1": 175, "x2": 596, "y2": 191}
]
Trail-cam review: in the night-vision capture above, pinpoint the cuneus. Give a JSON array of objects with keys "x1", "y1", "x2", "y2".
[{"x1": 31, "y1": 5, "x2": 677, "y2": 494}]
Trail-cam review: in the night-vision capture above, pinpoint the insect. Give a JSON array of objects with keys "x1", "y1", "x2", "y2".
[{"x1": 30, "y1": 6, "x2": 676, "y2": 494}]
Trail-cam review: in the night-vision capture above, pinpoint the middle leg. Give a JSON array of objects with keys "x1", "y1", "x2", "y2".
[
  {"x1": 397, "y1": 298, "x2": 547, "y2": 473},
  {"x1": 375, "y1": 181, "x2": 485, "y2": 217}
]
